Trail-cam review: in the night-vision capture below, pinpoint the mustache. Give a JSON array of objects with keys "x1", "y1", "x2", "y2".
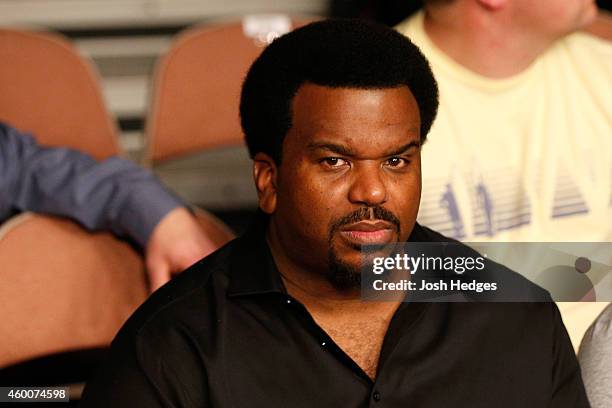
[{"x1": 330, "y1": 206, "x2": 401, "y2": 234}]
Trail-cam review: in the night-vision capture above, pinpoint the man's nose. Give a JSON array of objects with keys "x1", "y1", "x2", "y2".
[{"x1": 347, "y1": 164, "x2": 387, "y2": 207}]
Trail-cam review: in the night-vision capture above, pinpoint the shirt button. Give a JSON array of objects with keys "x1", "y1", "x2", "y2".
[
  {"x1": 372, "y1": 390, "x2": 381, "y2": 402},
  {"x1": 286, "y1": 298, "x2": 291, "y2": 304},
  {"x1": 321, "y1": 341, "x2": 326, "y2": 347}
]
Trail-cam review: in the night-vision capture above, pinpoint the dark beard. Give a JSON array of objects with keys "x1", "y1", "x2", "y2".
[
  {"x1": 327, "y1": 248, "x2": 362, "y2": 290},
  {"x1": 326, "y1": 206, "x2": 401, "y2": 290}
]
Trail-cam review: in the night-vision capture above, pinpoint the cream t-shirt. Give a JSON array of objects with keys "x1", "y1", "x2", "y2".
[{"x1": 397, "y1": 12, "x2": 612, "y2": 242}]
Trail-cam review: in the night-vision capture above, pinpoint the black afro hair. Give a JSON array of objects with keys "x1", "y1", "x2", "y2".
[{"x1": 240, "y1": 18, "x2": 439, "y2": 163}]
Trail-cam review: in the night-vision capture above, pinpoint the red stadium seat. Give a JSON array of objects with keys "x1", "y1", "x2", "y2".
[{"x1": 144, "y1": 15, "x2": 316, "y2": 164}]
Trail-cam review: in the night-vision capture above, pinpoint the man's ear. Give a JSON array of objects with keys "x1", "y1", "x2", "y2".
[
  {"x1": 253, "y1": 152, "x2": 278, "y2": 214},
  {"x1": 476, "y1": 0, "x2": 507, "y2": 11}
]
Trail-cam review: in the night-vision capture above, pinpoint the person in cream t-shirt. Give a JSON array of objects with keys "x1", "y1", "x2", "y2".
[
  {"x1": 396, "y1": 4, "x2": 612, "y2": 243},
  {"x1": 396, "y1": 1, "x2": 612, "y2": 361}
]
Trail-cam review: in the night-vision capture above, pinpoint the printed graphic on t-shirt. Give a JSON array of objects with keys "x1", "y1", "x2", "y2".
[
  {"x1": 419, "y1": 161, "x2": 609, "y2": 240},
  {"x1": 419, "y1": 177, "x2": 466, "y2": 239},
  {"x1": 419, "y1": 168, "x2": 531, "y2": 240},
  {"x1": 471, "y1": 168, "x2": 531, "y2": 237},
  {"x1": 551, "y1": 166, "x2": 589, "y2": 218}
]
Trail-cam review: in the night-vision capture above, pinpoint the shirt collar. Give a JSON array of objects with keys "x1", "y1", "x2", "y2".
[{"x1": 227, "y1": 212, "x2": 286, "y2": 297}]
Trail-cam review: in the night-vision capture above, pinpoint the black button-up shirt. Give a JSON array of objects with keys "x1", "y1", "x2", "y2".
[{"x1": 80, "y1": 220, "x2": 589, "y2": 407}]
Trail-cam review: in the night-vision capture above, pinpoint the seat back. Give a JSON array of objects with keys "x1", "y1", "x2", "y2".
[
  {"x1": 0, "y1": 29, "x2": 120, "y2": 159},
  {"x1": 144, "y1": 15, "x2": 315, "y2": 164},
  {"x1": 0, "y1": 213, "x2": 147, "y2": 368},
  {"x1": 0, "y1": 211, "x2": 234, "y2": 369}
]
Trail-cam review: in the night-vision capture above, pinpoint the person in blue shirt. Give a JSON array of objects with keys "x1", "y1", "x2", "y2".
[{"x1": 0, "y1": 122, "x2": 222, "y2": 291}]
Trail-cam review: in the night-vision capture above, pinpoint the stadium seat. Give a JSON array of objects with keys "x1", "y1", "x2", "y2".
[
  {"x1": 144, "y1": 15, "x2": 316, "y2": 164},
  {"x1": 0, "y1": 213, "x2": 147, "y2": 368},
  {"x1": 0, "y1": 28, "x2": 119, "y2": 160}
]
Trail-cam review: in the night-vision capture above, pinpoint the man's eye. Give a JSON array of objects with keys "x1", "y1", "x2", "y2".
[
  {"x1": 385, "y1": 157, "x2": 409, "y2": 168},
  {"x1": 321, "y1": 157, "x2": 349, "y2": 168}
]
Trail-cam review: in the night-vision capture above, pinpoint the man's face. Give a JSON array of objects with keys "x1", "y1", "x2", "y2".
[{"x1": 263, "y1": 84, "x2": 422, "y2": 289}]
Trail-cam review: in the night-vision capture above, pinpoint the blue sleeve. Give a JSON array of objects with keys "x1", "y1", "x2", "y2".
[{"x1": 0, "y1": 123, "x2": 183, "y2": 248}]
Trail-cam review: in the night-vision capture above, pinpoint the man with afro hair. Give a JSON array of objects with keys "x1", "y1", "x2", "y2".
[{"x1": 81, "y1": 19, "x2": 587, "y2": 408}]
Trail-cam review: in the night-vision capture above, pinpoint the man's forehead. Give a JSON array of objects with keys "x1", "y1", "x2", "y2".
[
  {"x1": 291, "y1": 83, "x2": 418, "y2": 113},
  {"x1": 288, "y1": 83, "x2": 421, "y2": 153}
]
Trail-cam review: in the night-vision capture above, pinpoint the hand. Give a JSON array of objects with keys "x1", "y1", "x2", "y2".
[{"x1": 145, "y1": 207, "x2": 219, "y2": 292}]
